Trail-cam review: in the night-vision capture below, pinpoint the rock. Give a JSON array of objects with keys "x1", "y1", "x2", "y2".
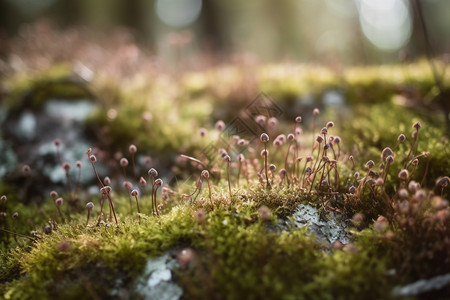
[
  {"x1": 148, "y1": 269, "x2": 172, "y2": 288},
  {"x1": 322, "y1": 90, "x2": 346, "y2": 107},
  {"x1": 136, "y1": 253, "x2": 183, "y2": 300},
  {"x1": 143, "y1": 253, "x2": 171, "y2": 274},
  {"x1": 44, "y1": 99, "x2": 94, "y2": 122},
  {"x1": 392, "y1": 273, "x2": 450, "y2": 297},
  {"x1": 293, "y1": 203, "x2": 350, "y2": 245},
  {"x1": 1, "y1": 96, "x2": 98, "y2": 201},
  {"x1": 144, "y1": 282, "x2": 183, "y2": 300},
  {"x1": 16, "y1": 110, "x2": 37, "y2": 140}
]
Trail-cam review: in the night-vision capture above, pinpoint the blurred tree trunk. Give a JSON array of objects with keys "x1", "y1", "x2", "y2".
[{"x1": 199, "y1": 0, "x2": 225, "y2": 55}]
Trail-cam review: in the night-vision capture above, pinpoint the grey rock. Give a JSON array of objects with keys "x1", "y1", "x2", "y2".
[
  {"x1": 144, "y1": 282, "x2": 183, "y2": 300},
  {"x1": 44, "y1": 99, "x2": 94, "y2": 122},
  {"x1": 322, "y1": 90, "x2": 346, "y2": 107},
  {"x1": 148, "y1": 269, "x2": 172, "y2": 288},
  {"x1": 144, "y1": 254, "x2": 170, "y2": 275},
  {"x1": 1, "y1": 97, "x2": 98, "y2": 199},
  {"x1": 392, "y1": 273, "x2": 450, "y2": 297},
  {"x1": 293, "y1": 204, "x2": 350, "y2": 244},
  {"x1": 17, "y1": 110, "x2": 36, "y2": 140},
  {"x1": 136, "y1": 253, "x2": 183, "y2": 300}
]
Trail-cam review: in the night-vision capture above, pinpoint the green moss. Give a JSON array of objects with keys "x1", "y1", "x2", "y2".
[
  {"x1": 1, "y1": 182, "x2": 449, "y2": 299},
  {"x1": 339, "y1": 102, "x2": 449, "y2": 190},
  {"x1": 3, "y1": 65, "x2": 93, "y2": 111},
  {"x1": 1, "y1": 188, "x2": 437, "y2": 299}
]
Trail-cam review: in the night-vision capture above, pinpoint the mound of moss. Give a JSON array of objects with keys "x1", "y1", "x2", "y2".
[{"x1": 1, "y1": 59, "x2": 449, "y2": 299}]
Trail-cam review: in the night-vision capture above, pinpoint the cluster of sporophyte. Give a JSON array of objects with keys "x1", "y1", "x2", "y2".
[
  {"x1": 0, "y1": 141, "x2": 170, "y2": 247},
  {"x1": 372, "y1": 183, "x2": 450, "y2": 280},
  {"x1": 2, "y1": 108, "x2": 448, "y2": 234},
  {"x1": 177, "y1": 111, "x2": 447, "y2": 221}
]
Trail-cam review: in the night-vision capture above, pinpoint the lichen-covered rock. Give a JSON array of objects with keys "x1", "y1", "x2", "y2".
[
  {"x1": 1, "y1": 97, "x2": 98, "y2": 201},
  {"x1": 293, "y1": 203, "x2": 350, "y2": 245},
  {"x1": 136, "y1": 253, "x2": 183, "y2": 300}
]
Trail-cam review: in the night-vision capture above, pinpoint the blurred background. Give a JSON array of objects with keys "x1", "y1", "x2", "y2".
[{"x1": 1, "y1": 0, "x2": 449, "y2": 66}]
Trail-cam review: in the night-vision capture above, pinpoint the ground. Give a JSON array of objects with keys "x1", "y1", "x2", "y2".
[{"x1": 0, "y1": 50, "x2": 449, "y2": 299}]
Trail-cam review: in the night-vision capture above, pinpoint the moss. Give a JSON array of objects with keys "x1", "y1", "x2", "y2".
[
  {"x1": 242, "y1": 185, "x2": 310, "y2": 217},
  {"x1": 3, "y1": 65, "x2": 94, "y2": 112},
  {"x1": 321, "y1": 250, "x2": 392, "y2": 300},
  {"x1": 339, "y1": 102, "x2": 449, "y2": 191},
  {"x1": 186, "y1": 225, "x2": 328, "y2": 299},
  {"x1": 0, "y1": 201, "x2": 199, "y2": 299},
  {"x1": 1, "y1": 183, "x2": 449, "y2": 299},
  {"x1": 0, "y1": 203, "x2": 418, "y2": 299},
  {"x1": 343, "y1": 60, "x2": 449, "y2": 105},
  {"x1": 85, "y1": 82, "x2": 212, "y2": 156}
]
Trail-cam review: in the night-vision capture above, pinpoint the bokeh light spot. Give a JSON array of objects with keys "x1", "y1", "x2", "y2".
[
  {"x1": 156, "y1": 0, "x2": 202, "y2": 28},
  {"x1": 357, "y1": 0, "x2": 412, "y2": 51}
]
